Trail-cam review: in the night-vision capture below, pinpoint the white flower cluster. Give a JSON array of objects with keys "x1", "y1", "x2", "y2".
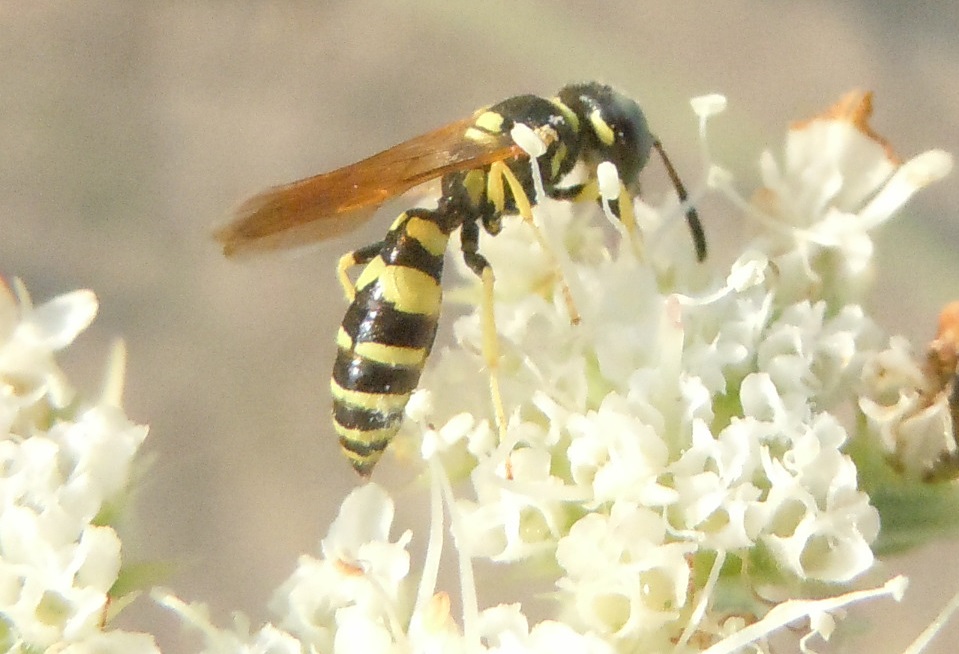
[
  {"x1": 166, "y1": 91, "x2": 952, "y2": 653},
  {"x1": 0, "y1": 280, "x2": 158, "y2": 653}
]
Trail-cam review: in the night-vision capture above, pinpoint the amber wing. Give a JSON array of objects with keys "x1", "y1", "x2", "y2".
[{"x1": 215, "y1": 115, "x2": 522, "y2": 256}]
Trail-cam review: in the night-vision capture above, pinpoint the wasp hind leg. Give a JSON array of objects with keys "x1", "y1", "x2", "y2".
[
  {"x1": 459, "y1": 220, "x2": 507, "y2": 442},
  {"x1": 336, "y1": 241, "x2": 384, "y2": 302}
]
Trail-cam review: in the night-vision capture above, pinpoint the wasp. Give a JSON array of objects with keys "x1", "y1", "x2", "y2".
[{"x1": 216, "y1": 81, "x2": 706, "y2": 476}]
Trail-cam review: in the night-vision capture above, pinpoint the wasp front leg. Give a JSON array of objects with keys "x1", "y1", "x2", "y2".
[{"x1": 556, "y1": 173, "x2": 644, "y2": 260}]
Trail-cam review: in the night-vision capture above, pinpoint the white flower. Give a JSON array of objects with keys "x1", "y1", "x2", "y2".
[
  {"x1": 751, "y1": 417, "x2": 880, "y2": 582},
  {"x1": 393, "y1": 90, "x2": 945, "y2": 651},
  {"x1": 0, "y1": 281, "x2": 97, "y2": 411},
  {"x1": 478, "y1": 604, "x2": 615, "y2": 654},
  {"x1": 712, "y1": 90, "x2": 952, "y2": 305},
  {"x1": 670, "y1": 419, "x2": 762, "y2": 551},
  {"x1": 154, "y1": 592, "x2": 301, "y2": 654},
  {"x1": 0, "y1": 279, "x2": 157, "y2": 652},
  {"x1": 565, "y1": 393, "x2": 676, "y2": 507},
  {"x1": 270, "y1": 483, "x2": 412, "y2": 652},
  {"x1": 159, "y1": 91, "x2": 952, "y2": 653},
  {"x1": 555, "y1": 504, "x2": 694, "y2": 642}
]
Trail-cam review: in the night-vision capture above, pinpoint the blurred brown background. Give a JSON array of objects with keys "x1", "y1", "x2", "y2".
[{"x1": 2, "y1": 2, "x2": 958, "y2": 652}]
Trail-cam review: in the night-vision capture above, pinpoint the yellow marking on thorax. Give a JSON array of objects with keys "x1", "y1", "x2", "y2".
[
  {"x1": 331, "y1": 379, "x2": 413, "y2": 413},
  {"x1": 474, "y1": 111, "x2": 505, "y2": 133},
  {"x1": 354, "y1": 341, "x2": 428, "y2": 367},
  {"x1": 404, "y1": 216, "x2": 449, "y2": 256},
  {"x1": 377, "y1": 266, "x2": 442, "y2": 315},
  {"x1": 464, "y1": 127, "x2": 493, "y2": 143}
]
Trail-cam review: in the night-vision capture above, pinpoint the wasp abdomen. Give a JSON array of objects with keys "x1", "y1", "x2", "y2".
[{"x1": 330, "y1": 210, "x2": 451, "y2": 475}]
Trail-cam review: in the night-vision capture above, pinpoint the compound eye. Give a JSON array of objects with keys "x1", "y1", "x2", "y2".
[{"x1": 602, "y1": 93, "x2": 654, "y2": 181}]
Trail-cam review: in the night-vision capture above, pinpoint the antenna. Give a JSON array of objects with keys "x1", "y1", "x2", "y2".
[{"x1": 652, "y1": 140, "x2": 707, "y2": 261}]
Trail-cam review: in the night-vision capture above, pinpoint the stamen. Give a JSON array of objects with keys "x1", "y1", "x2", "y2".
[
  {"x1": 413, "y1": 457, "x2": 446, "y2": 622},
  {"x1": 433, "y1": 458, "x2": 480, "y2": 648},
  {"x1": 859, "y1": 150, "x2": 953, "y2": 230},
  {"x1": 691, "y1": 94, "x2": 728, "y2": 120},
  {"x1": 708, "y1": 165, "x2": 804, "y2": 237},
  {"x1": 676, "y1": 253, "x2": 769, "y2": 307},
  {"x1": 510, "y1": 123, "x2": 548, "y2": 158},
  {"x1": 361, "y1": 563, "x2": 411, "y2": 651},
  {"x1": 493, "y1": 150, "x2": 581, "y2": 325},
  {"x1": 901, "y1": 585, "x2": 959, "y2": 654},
  {"x1": 700, "y1": 576, "x2": 907, "y2": 654},
  {"x1": 596, "y1": 161, "x2": 633, "y2": 240},
  {"x1": 512, "y1": 123, "x2": 549, "y2": 218},
  {"x1": 692, "y1": 95, "x2": 727, "y2": 173},
  {"x1": 675, "y1": 549, "x2": 726, "y2": 650},
  {"x1": 100, "y1": 338, "x2": 127, "y2": 406}
]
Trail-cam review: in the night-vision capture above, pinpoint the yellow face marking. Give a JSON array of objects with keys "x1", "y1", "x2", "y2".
[
  {"x1": 404, "y1": 216, "x2": 449, "y2": 257},
  {"x1": 331, "y1": 379, "x2": 412, "y2": 413},
  {"x1": 474, "y1": 110, "x2": 505, "y2": 134},
  {"x1": 589, "y1": 109, "x2": 616, "y2": 146},
  {"x1": 378, "y1": 266, "x2": 442, "y2": 315},
  {"x1": 354, "y1": 341, "x2": 428, "y2": 367},
  {"x1": 354, "y1": 255, "x2": 386, "y2": 292}
]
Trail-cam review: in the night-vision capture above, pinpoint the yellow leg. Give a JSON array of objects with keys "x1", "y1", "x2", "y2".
[
  {"x1": 336, "y1": 241, "x2": 384, "y2": 303},
  {"x1": 617, "y1": 185, "x2": 645, "y2": 260},
  {"x1": 597, "y1": 162, "x2": 645, "y2": 260},
  {"x1": 459, "y1": 221, "x2": 508, "y2": 442},
  {"x1": 337, "y1": 252, "x2": 357, "y2": 302},
  {"x1": 488, "y1": 162, "x2": 581, "y2": 325}
]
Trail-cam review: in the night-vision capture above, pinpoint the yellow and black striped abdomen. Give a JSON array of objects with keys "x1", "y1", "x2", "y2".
[{"x1": 331, "y1": 210, "x2": 451, "y2": 476}]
